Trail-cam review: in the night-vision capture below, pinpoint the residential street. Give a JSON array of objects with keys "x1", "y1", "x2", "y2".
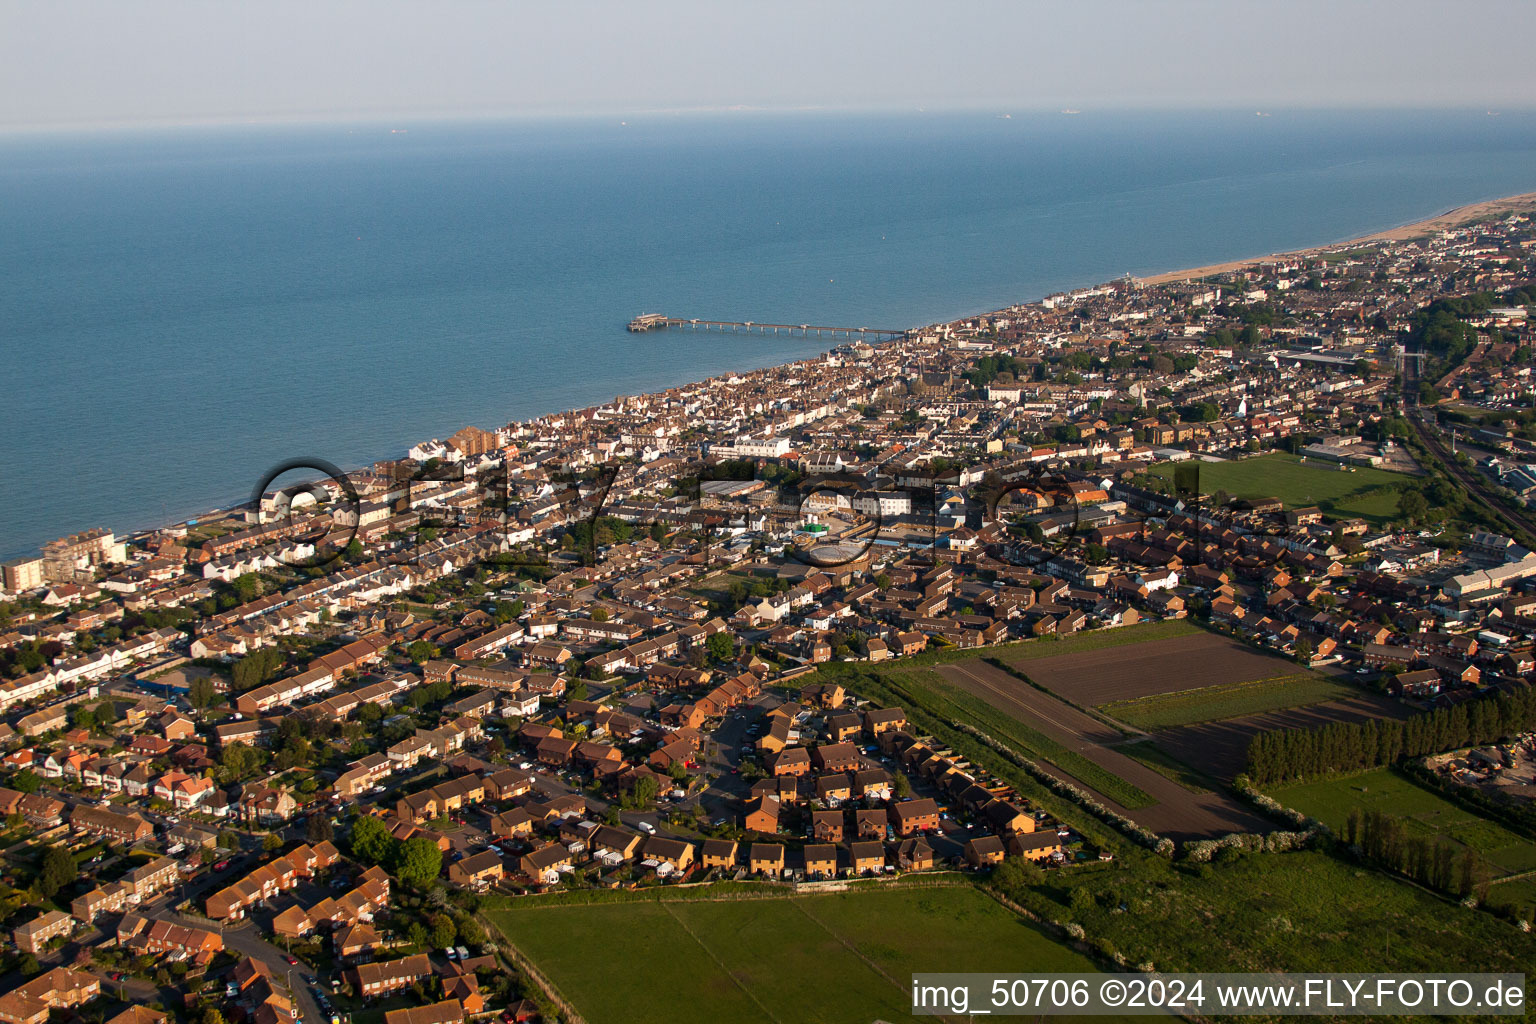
[{"x1": 220, "y1": 922, "x2": 328, "y2": 1024}]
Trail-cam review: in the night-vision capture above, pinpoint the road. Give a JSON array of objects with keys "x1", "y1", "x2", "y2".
[{"x1": 220, "y1": 922, "x2": 329, "y2": 1024}]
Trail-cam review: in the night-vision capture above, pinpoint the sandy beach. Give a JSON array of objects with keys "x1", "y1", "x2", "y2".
[{"x1": 1136, "y1": 190, "x2": 1536, "y2": 287}]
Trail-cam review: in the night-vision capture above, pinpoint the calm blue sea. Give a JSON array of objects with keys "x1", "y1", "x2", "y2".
[{"x1": 3, "y1": 109, "x2": 1536, "y2": 558}]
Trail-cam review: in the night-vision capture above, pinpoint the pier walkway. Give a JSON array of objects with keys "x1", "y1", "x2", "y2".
[{"x1": 628, "y1": 313, "x2": 908, "y2": 339}]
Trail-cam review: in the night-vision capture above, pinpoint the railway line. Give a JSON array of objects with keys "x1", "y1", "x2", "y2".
[{"x1": 1401, "y1": 346, "x2": 1536, "y2": 546}]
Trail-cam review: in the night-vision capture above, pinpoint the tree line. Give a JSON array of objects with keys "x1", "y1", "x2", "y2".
[
  {"x1": 1344, "y1": 808, "x2": 1491, "y2": 903},
  {"x1": 1245, "y1": 685, "x2": 1536, "y2": 786}
]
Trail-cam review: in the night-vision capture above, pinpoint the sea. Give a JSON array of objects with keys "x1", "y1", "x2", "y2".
[{"x1": 4, "y1": 108, "x2": 1536, "y2": 559}]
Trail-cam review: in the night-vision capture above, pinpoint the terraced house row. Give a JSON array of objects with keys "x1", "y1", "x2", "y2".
[
  {"x1": 271, "y1": 864, "x2": 391, "y2": 939},
  {"x1": 204, "y1": 841, "x2": 340, "y2": 921}
]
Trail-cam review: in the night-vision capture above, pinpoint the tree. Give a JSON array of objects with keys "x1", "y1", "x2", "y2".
[
  {"x1": 38, "y1": 846, "x2": 75, "y2": 899},
  {"x1": 991, "y1": 855, "x2": 1044, "y2": 893},
  {"x1": 261, "y1": 834, "x2": 283, "y2": 853},
  {"x1": 350, "y1": 815, "x2": 396, "y2": 865},
  {"x1": 12, "y1": 769, "x2": 40, "y2": 794},
  {"x1": 893, "y1": 773, "x2": 912, "y2": 799},
  {"x1": 203, "y1": 1008, "x2": 227, "y2": 1024},
  {"x1": 230, "y1": 573, "x2": 262, "y2": 604},
  {"x1": 220, "y1": 742, "x2": 264, "y2": 779},
  {"x1": 306, "y1": 815, "x2": 335, "y2": 843},
  {"x1": 188, "y1": 676, "x2": 220, "y2": 712},
  {"x1": 624, "y1": 774, "x2": 660, "y2": 810},
  {"x1": 1398, "y1": 488, "x2": 1429, "y2": 523},
  {"x1": 70, "y1": 705, "x2": 97, "y2": 732},
  {"x1": 1294, "y1": 636, "x2": 1313, "y2": 665},
  {"x1": 568, "y1": 679, "x2": 588, "y2": 702},
  {"x1": 394, "y1": 836, "x2": 444, "y2": 888},
  {"x1": 231, "y1": 647, "x2": 284, "y2": 693},
  {"x1": 428, "y1": 913, "x2": 457, "y2": 949},
  {"x1": 17, "y1": 954, "x2": 40, "y2": 978},
  {"x1": 706, "y1": 632, "x2": 736, "y2": 665},
  {"x1": 874, "y1": 573, "x2": 892, "y2": 591}
]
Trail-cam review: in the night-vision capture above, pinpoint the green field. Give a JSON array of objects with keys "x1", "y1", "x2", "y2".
[
  {"x1": 1150, "y1": 452, "x2": 1407, "y2": 521},
  {"x1": 1272, "y1": 768, "x2": 1536, "y2": 879},
  {"x1": 1099, "y1": 673, "x2": 1360, "y2": 730},
  {"x1": 486, "y1": 885, "x2": 1094, "y2": 1024},
  {"x1": 992, "y1": 619, "x2": 1204, "y2": 667},
  {"x1": 1005, "y1": 850, "x2": 1536, "y2": 977},
  {"x1": 681, "y1": 569, "x2": 755, "y2": 604}
]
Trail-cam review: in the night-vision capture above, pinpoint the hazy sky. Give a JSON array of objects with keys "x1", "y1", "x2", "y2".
[{"x1": 2, "y1": 0, "x2": 1532, "y2": 129}]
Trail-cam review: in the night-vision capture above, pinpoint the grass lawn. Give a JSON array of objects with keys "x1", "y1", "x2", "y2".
[
  {"x1": 1333, "y1": 487, "x2": 1404, "y2": 520},
  {"x1": 486, "y1": 885, "x2": 1094, "y2": 1024},
  {"x1": 1149, "y1": 452, "x2": 1406, "y2": 522},
  {"x1": 1018, "y1": 849, "x2": 1536, "y2": 976},
  {"x1": 1099, "y1": 673, "x2": 1360, "y2": 730},
  {"x1": 681, "y1": 570, "x2": 754, "y2": 605},
  {"x1": 991, "y1": 619, "x2": 1203, "y2": 667},
  {"x1": 815, "y1": 619, "x2": 1201, "y2": 674},
  {"x1": 1272, "y1": 768, "x2": 1536, "y2": 880},
  {"x1": 1490, "y1": 877, "x2": 1536, "y2": 919}
]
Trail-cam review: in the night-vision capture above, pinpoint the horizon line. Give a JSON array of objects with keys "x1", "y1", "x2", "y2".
[{"x1": 3, "y1": 102, "x2": 1534, "y2": 138}]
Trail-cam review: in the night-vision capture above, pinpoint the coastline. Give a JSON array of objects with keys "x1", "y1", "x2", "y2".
[
  {"x1": 17, "y1": 186, "x2": 1536, "y2": 558},
  {"x1": 1133, "y1": 190, "x2": 1536, "y2": 287}
]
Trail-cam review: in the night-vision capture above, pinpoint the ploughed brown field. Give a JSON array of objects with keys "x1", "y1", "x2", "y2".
[
  {"x1": 1006, "y1": 631, "x2": 1305, "y2": 705},
  {"x1": 1153, "y1": 695, "x2": 1416, "y2": 782},
  {"x1": 937, "y1": 658, "x2": 1275, "y2": 841}
]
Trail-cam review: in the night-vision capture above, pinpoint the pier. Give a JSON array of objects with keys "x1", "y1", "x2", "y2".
[{"x1": 628, "y1": 313, "x2": 908, "y2": 340}]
